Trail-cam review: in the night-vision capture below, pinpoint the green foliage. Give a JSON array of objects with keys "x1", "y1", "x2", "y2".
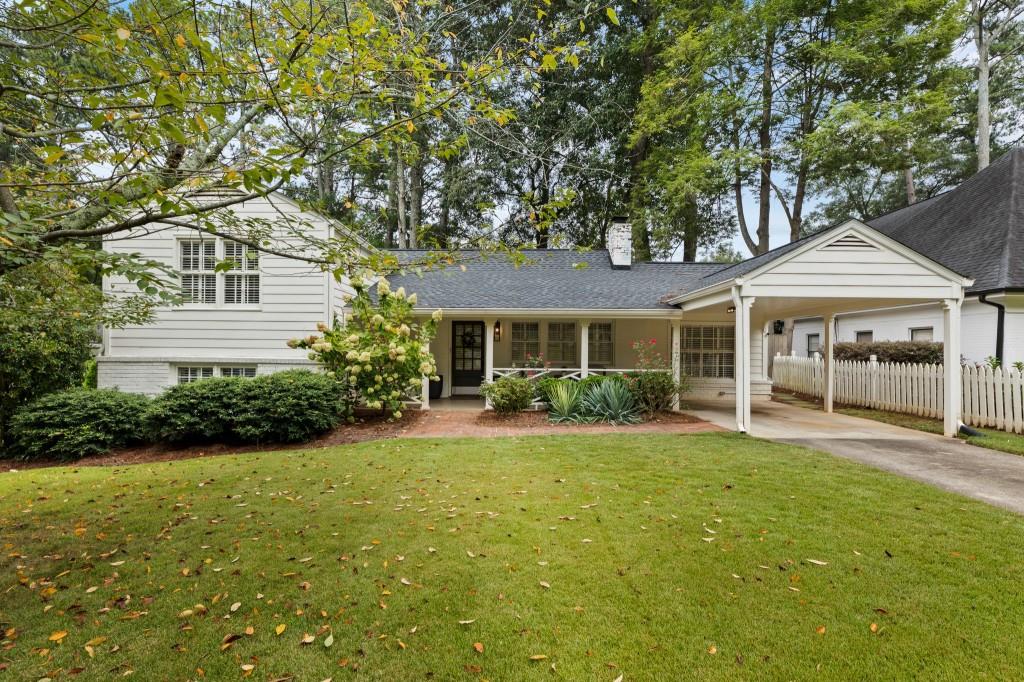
[
  {"x1": 81, "y1": 358, "x2": 98, "y2": 389},
  {"x1": 833, "y1": 341, "x2": 944, "y2": 364},
  {"x1": 144, "y1": 371, "x2": 344, "y2": 445},
  {"x1": 546, "y1": 381, "x2": 583, "y2": 423},
  {"x1": 291, "y1": 279, "x2": 437, "y2": 419},
  {"x1": 0, "y1": 263, "x2": 102, "y2": 446},
  {"x1": 481, "y1": 376, "x2": 535, "y2": 414},
  {"x1": 622, "y1": 339, "x2": 686, "y2": 413},
  {"x1": 579, "y1": 379, "x2": 641, "y2": 425},
  {"x1": 8, "y1": 389, "x2": 150, "y2": 461},
  {"x1": 143, "y1": 378, "x2": 247, "y2": 445}
]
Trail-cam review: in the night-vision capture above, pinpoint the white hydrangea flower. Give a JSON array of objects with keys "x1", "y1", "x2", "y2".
[
  {"x1": 377, "y1": 279, "x2": 391, "y2": 295},
  {"x1": 394, "y1": 286, "x2": 406, "y2": 299},
  {"x1": 407, "y1": 293, "x2": 417, "y2": 305},
  {"x1": 359, "y1": 351, "x2": 372, "y2": 363},
  {"x1": 431, "y1": 309, "x2": 443, "y2": 321}
]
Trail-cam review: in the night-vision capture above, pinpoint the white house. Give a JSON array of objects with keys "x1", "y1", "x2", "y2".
[
  {"x1": 98, "y1": 191, "x2": 365, "y2": 393},
  {"x1": 790, "y1": 148, "x2": 1024, "y2": 366},
  {"x1": 104, "y1": 149, "x2": 1024, "y2": 439}
]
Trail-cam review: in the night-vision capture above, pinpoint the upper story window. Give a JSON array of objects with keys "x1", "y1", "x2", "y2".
[
  {"x1": 224, "y1": 242, "x2": 260, "y2": 304},
  {"x1": 180, "y1": 240, "x2": 216, "y2": 303},
  {"x1": 178, "y1": 238, "x2": 260, "y2": 305}
]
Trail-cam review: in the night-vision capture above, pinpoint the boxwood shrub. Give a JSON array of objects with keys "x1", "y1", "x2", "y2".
[
  {"x1": 8, "y1": 389, "x2": 150, "y2": 461},
  {"x1": 143, "y1": 370, "x2": 346, "y2": 445},
  {"x1": 480, "y1": 375, "x2": 535, "y2": 413},
  {"x1": 833, "y1": 341, "x2": 943, "y2": 364}
]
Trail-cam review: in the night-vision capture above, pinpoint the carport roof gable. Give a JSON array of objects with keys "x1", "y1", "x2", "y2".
[{"x1": 666, "y1": 220, "x2": 974, "y2": 305}]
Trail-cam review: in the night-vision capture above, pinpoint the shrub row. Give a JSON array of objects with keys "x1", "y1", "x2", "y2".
[
  {"x1": 7, "y1": 370, "x2": 348, "y2": 462},
  {"x1": 832, "y1": 341, "x2": 944, "y2": 364}
]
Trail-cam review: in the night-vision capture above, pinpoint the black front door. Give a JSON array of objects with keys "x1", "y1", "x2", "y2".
[{"x1": 452, "y1": 321, "x2": 485, "y2": 393}]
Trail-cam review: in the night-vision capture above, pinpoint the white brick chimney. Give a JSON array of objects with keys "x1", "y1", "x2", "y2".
[{"x1": 608, "y1": 216, "x2": 632, "y2": 269}]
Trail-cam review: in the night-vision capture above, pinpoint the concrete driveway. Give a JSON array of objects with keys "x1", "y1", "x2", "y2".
[{"x1": 685, "y1": 398, "x2": 1024, "y2": 515}]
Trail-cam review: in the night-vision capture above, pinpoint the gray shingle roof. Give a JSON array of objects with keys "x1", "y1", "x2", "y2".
[
  {"x1": 384, "y1": 250, "x2": 730, "y2": 310},
  {"x1": 867, "y1": 148, "x2": 1023, "y2": 293}
]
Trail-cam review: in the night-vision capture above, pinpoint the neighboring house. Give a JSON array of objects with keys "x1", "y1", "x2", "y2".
[
  {"x1": 98, "y1": 191, "x2": 365, "y2": 394},
  {"x1": 791, "y1": 148, "x2": 1024, "y2": 365}
]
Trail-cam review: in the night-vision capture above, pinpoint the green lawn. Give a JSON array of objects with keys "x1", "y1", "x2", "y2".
[
  {"x1": 835, "y1": 407, "x2": 1024, "y2": 456},
  {"x1": 3, "y1": 434, "x2": 1024, "y2": 680}
]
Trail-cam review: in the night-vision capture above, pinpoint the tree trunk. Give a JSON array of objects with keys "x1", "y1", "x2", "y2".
[
  {"x1": 974, "y1": 1, "x2": 991, "y2": 170},
  {"x1": 681, "y1": 195, "x2": 699, "y2": 262},
  {"x1": 790, "y1": 155, "x2": 808, "y2": 241},
  {"x1": 755, "y1": 27, "x2": 776, "y2": 256},
  {"x1": 394, "y1": 150, "x2": 408, "y2": 249},
  {"x1": 903, "y1": 165, "x2": 917, "y2": 205},
  {"x1": 409, "y1": 159, "x2": 423, "y2": 249}
]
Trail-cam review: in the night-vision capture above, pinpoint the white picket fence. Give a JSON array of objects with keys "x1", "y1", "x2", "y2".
[{"x1": 773, "y1": 355, "x2": 1024, "y2": 434}]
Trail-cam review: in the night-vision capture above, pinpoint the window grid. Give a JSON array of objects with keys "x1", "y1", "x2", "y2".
[
  {"x1": 220, "y1": 366, "x2": 257, "y2": 378},
  {"x1": 681, "y1": 326, "x2": 735, "y2": 379},
  {"x1": 177, "y1": 366, "x2": 214, "y2": 383},
  {"x1": 511, "y1": 322, "x2": 540, "y2": 364},
  {"x1": 588, "y1": 322, "x2": 614, "y2": 365},
  {"x1": 180, "y1": 240, "x2": 216, "y2": 304},
  {"x1": 546, "y1": 322, "x2": 577, "y2": 364}
]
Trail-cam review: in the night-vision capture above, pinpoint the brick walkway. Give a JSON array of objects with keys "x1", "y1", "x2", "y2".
[{"x1": 405, "y1": 409, "x2": 724, "y2": 438}]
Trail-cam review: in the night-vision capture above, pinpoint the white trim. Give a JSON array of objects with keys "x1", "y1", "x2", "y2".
[
  {"x1": 411, "y1": 307, "x2": 682, "y2": 319},
  {"x1": 667, "y1": 220, "x2": 974, "y2": 306},
  {"x1": 98, "y1": 356, "x2": 317, "y2": 365}
]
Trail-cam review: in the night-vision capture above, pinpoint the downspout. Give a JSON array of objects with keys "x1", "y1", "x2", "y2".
[{"x1": 978, "y1": 294, "x2": 1005, "y2": 361}]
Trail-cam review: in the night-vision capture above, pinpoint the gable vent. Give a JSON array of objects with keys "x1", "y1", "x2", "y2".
[{"x1": 821, "y1": 234, "x2": 879, "y2": 251}]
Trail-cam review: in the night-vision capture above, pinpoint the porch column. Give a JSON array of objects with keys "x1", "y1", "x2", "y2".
[
  {"x1": 732, "y1": 290, "x2": 755, "y2": 433},
  {"x1": 823, "y1": 312, "x2": 835, "y2": 413},
  {"x1": 484, "y1": 318, "x2": 496, "y2": 410},
  {"x1": 579, "y1": 320, "x2": 590, "y2": 378},
  {"x1": 671, "y1": 319, "x2": 682, "y2": 411},
  {"x1": 943, "y1": 299, "x2": 962, "y2": 437},
  {"x1": 420, "y1": 374, "x2": 430, "y2": 411}
]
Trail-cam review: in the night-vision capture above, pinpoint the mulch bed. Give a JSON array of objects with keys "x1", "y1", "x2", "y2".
[
  {"x1": 0, "y1": 410, "x2": 425, "y2": 472},
  {"x1": 472, "y1": 410, "x2": 705, "y2": 429}
]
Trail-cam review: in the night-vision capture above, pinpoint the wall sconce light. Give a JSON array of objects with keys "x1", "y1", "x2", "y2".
[
  {"x1": 727, "y1": 306, "x2": 736, "y2": 314},
  {"x1": 493, "y1": 320, "x2": 502, "y2": 341}
]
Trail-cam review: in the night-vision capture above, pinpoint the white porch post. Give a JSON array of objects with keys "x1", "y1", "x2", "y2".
[
  {"x1": 579, "y1": 320, "x2": 590, "y2": 378},
  {"x1": 484, "y1": 318, "x2": 496, "y2": 409},
  {"x1": 823, "y1": 312, "x2": 835, "y2": 413},
  {"x1": 943, "y1": 299, "x2": 962, "y2": 437},
  {"x1": 420, "y1": 374, "x2": 430, "y2": 411},
  {"x1": 671, "y1": 319, "x2": 682, "y2": 411},
  {"x1": 732, "y1": 288, "x2": 754, "y2": 433}
]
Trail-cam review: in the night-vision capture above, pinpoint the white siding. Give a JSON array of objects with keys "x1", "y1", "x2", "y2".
[
  {"x1": 1004, "y1": 295, "x2": 1024, "y2": 366},
  {"x1": 743, "y1": 227, "x2": 961, "y2": 301},
  {"x1": 101, "y1": 193, "x2": 362, "y2": 394},
  {"x1": 98, "y1": 359, "x2": 319, "y2": 395},
  {"x1": 790, "y1": 298, "x2": 999, "y2": 364}
]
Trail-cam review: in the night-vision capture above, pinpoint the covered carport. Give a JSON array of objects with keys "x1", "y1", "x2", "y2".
[{"x1": 666, "y1": 220, "x2": 975, "y2": 437}]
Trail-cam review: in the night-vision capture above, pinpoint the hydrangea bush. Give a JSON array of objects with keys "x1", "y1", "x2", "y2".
[{"x1": 290, "y1": 277, "x2": 439, "y2": 419}]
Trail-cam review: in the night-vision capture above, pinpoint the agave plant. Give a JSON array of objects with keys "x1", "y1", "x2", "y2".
[
  {"x1": 547, "y1": 380, "x2": 583, "y2": 423},
  {"x1": 580, "y1": 379, "x2": 641, "y2": 425}
]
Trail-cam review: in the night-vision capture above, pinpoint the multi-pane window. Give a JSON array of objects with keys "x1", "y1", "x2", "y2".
[
  {"x1": 224, "y1": 241, "x2": 260, "y2": 304},
  {"x1": 180, "y1": 240, "x2": 216, "y2": 303},
  {"x1": 806, "y1": 333, "x2": 821, "y2": 357},
  {"x1": 511, "y1": 322, "x2": 540, "y2": 364},
  {"x1": 177, "y1": 366, "x2": 214, "y2": 383},
  {"x1": 856, "y1": 330, "x2": 873, "y2": 343},
  {"x1": 588, "y1": 322, "x2": 614, "y2": 365},
  {"x1": 681, "y1": 326, "x2": 735, "y2": 378},
  {"x1": 910, "y1": 327, "x2": 933, "y2": 341},
  {"x1": 546, "y1": 322, "x2": 577, "y2": 364},
  {"x1": 220, "y1": 366, "x2": 257, "y2": 378}
]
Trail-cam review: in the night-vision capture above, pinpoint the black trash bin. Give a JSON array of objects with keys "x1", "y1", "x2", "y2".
[{"x1": 428, "y1": 376, "x2": 444, "y2": 400}]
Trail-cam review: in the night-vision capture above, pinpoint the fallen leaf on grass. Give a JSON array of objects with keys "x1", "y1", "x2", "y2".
[
  {"x1": 230, "y1": 602, "x2": 241, "y2": 612},
  {"x1": 870, "y1": 623, "x2": 878, "y2": 633},
  {"x1": 48, "y1": 631, "x2": 68, "y2": 642},
  {"x1": 458, "y1": 619, "x2": 475, "y2": 625},
  {"x1": 324, "y1": 633, "x2": 334, "y2": 648},
  {"x1": 806, "y1": 559, "x2": 829, "y2": 566},
  {"x1": 301, "y1": 633, "x2": 315, "y2": 645},
  {"x1": 529, "y1": 654, "x2": 548, "y2": 661},
  {"x1": 473, "y1": 642, "x2": 484, "y2": 653},
  {"x1": 816, "y1": 625, "x2": 826, "y2": 635},
  {"x1": 539, "y1": 581, "x2": 550, "y2": 589},
  {"x1": 275, "y1": 624, "x2": 286, "y2": 636},
  {"x1": 707, "y1": 645, "x2": 717, "y2": 655}
]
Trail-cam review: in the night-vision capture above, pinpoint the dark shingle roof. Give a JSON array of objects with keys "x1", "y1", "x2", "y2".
[
  {"x1": 384, "y1": 250, "x2": 730, "y2": 310},
  {"x1": 867, "y1": 148, "x2": 1023, "y2": 293}
]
